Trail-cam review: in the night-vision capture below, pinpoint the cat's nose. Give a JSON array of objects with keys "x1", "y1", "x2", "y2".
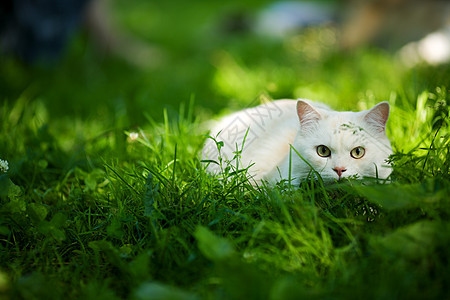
[{"x1": 333, "y1": 167, "x2": 347, "y2": 177}]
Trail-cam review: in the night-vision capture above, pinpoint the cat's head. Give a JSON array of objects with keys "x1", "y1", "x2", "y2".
[{"x1": 293, "y1": 100, "x2": 393, "y2": 183}]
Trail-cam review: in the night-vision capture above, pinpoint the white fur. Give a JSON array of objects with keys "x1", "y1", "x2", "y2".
[{"x1": 202, "y1": 99, "x2": 393, "y2": 185}]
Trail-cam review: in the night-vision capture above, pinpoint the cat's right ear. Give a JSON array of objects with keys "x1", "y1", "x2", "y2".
[
  {"x1": 363, "y1": 101, "x2": 390, "y2": 133},
  {"x1": 297, "y1": 100, "x2": 322, "y2": 130}
]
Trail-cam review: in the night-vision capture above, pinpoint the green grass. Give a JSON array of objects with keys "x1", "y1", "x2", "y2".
[{"x1": 1, "y1": 1, "x2": 449, "y2": 299}]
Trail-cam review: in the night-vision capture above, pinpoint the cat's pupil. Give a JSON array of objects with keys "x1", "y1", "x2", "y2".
[
  {"x1": 317, "y1": 145, "x2": 331, "y2": 157},
  {"x1": 350, "y1": 146, "x2": 365, "y2": 159}
]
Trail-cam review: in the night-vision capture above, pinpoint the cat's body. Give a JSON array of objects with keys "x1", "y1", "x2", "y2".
[{"x1": 202, "y1": 100, "x2": 393, "y2": 185}]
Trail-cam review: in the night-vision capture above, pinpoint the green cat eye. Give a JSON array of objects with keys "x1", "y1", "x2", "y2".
[
  {"x1": 351, "y1": 146, "x2": 365, "y2": 159},
  {"x1": 316, "y1": 145, "x2": 331, "y2": 157}
]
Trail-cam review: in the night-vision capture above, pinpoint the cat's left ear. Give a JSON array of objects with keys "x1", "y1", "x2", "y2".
[
  {"x1": 363, "y1": 101, "x2": 390, "y2": 133},
  {"x1": 297, "y1": 100, "x2": 322, "y2": 131}
]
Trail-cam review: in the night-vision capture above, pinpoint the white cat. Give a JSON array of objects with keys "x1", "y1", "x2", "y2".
[{"x1": 202, "y1": 99, "x2": 393, "y2": 185}]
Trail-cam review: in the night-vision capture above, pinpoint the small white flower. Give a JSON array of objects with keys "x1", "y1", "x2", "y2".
[
  {"x1": 129, "y1": 132, "x2": 139, "y2": 141},
  {"x1": 0, "y1": 159, "x2": 8, "y2": 173}
]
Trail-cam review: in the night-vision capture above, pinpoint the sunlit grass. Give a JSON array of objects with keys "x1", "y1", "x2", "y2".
[{"x1": 1, "y1": 82, "x2": 448, "y2": 298}]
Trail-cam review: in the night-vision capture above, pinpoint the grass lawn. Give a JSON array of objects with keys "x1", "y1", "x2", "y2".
[{"x1": 1, "y1": 0, "x2": 449, "y2": 299}]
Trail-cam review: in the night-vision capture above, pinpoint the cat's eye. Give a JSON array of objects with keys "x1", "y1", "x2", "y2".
[
  {"x1": 316, "y1": 145, "x2": 331, "y2": 157},
  {"x1": 350, "y1": 147, "x2": 365, "y2": 159}
]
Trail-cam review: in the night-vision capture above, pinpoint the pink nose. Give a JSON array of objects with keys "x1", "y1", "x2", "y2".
[{"x1": 333, "y1": 167, "x2": 347, "y2": 177}]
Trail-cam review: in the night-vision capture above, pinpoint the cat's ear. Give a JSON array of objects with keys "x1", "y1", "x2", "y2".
[
  {"x1": 297, "y1": 100, "x2": 322, "y2": 130},
  {"x1": 363, "y1": 101, "x2": 390, "y2": 133}
]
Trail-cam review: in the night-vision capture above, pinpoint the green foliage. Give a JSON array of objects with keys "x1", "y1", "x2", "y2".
[{"x1": 1, "y1": 0, "x2": 449, "y2": 299}]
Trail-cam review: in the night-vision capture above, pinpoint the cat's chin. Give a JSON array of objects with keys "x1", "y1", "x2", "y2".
[
  {"x1": 318, "y1": 174, "x2": 361, "y2": 185},
  {"x1": 322, "y1": 178, "x2": 348, "y2": 185}
]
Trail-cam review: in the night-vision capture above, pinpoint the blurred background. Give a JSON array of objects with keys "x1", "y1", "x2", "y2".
[{"x1": 1, "y1": 0, "x2": 449, "y2": 128}]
